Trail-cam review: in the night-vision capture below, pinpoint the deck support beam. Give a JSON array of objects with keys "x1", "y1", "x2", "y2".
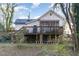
[
  {"x1": 36, "y1": 35, "x2": 38, "y2": 44},
  {"x1": 55, "y1": 35, "x2": 57, "y2": 43},
  {"x1": 40, "y1": 34, "x2": 43, "y2": 44},
  {"x1": 48, "y1": 35, "x2": 51, "y2": 44}
]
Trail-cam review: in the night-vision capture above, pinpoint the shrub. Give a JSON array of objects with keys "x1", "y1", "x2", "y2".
[
  {"x1": 15, "y1": 27, "x2": 26, "y2": 43},
  {"x1": 37, "y1": 43, "x2": 73, "y2": 56},
  {"x1": 0, "y1": 34, "x2": 11, "y2": 43}
]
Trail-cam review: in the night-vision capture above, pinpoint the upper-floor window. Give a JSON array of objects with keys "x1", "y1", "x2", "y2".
[
  {"x1": 40, "y1": 20, "x2": 59, "y2": 33},
  {"x1": 40, "y1": 20, "x2": 59, "y2": 26}
]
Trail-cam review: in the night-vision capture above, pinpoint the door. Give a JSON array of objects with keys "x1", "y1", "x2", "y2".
[{"x1": 33, "y1": 25, "x2": 37, "y2": 33}]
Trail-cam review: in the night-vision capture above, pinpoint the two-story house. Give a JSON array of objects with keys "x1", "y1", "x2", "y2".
[{"x1": 14, "y1": 10, "x2": 70, "y2": 43}]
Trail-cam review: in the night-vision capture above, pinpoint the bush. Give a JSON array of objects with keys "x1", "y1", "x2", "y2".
[
  {"x1": 15, "y1": 27, "x2": 26, "y2": 43},
  {"x1": 0, "y1": 34, "x2": 11, "y2": 43},
  {"x1": 52, "y1": 44, "x2": 70, "y2": 55},
  {"x1": 36, "y1": 43, "x2": 73, "y2": 56}
]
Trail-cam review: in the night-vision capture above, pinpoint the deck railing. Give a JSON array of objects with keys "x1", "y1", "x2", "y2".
[{"x1": 24, "y1": 26, "x2": 63, "y2": 35}]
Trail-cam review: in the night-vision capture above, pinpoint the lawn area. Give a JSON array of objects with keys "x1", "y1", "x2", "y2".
[{"x1": 0, "y1": 43, "x2": 75, "y2": 56}]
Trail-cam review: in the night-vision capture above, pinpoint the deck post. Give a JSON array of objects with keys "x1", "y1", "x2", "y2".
[
  {"x1": 55, "y1": 35, "x2": 57, "y2": 43},
  {"x1": 39, "y1": 34, "x2": 43, "y2": 44},
  {"x1": 58, "y1": 35, "x2": 60, "y2": 44},
  {"x1": 36, "y1": 34, "x2": 38, "y2": 44},
  {"x1": 49, "y1": 35, "x2": 51, "y2": 44}
]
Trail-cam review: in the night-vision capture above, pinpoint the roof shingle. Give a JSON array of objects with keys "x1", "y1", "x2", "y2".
[{"x1": 14, "y1": 19, "x2": 37, "y2": 25}]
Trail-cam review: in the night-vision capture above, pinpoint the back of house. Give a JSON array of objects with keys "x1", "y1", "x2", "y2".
[{"x1": 14, "y1": 10, "x2": 70, "y2": 44}]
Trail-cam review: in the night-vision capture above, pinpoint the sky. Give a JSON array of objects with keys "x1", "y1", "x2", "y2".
[
  {"x1": 13, "y1": 3, "x2": 52, "y2": 22},
  {"x1": 13, "y1": 3, "x2": 64, "y2": 22}
]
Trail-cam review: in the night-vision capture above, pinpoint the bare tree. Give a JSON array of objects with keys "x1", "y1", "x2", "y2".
[
  {"x1": 53, "y1": 3, "x2": 78, "y2": 53},
  {"x1": 0, "y1": 3, "x2": 17, "y2": 32}
]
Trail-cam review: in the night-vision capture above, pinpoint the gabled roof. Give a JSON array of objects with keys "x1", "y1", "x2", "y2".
[
  {"x1": 25, "y1": 19, "x2": 39, "y2": 25},
  {"x1": 14, "y1": 19, "x2": 37, "y2": 25},
  {"x1": 14, "y1": 19, "x2": 27, "y2": 24},
  {"x1": 37, "y1": 10, "x2": 64, "y2": 20}
]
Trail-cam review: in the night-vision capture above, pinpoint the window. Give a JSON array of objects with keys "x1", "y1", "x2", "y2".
[
  {"x1": 33, "y1": 25, "x2": 37, "y2": 33},
  {"x1": 50, "y1": 12, "x2": 52, "y2": 16},
  {"x1": 40, "y1": 20, "x2": 59, "y2": 33}
]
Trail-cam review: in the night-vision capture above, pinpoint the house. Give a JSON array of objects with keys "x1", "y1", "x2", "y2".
[{"x1": 14, "y1": 10, "x2": 70, "y2": 43}]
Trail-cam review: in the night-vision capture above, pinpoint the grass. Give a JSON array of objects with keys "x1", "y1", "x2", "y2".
[
  {"x1": 0, "y1": 43, "x2": 75, "y2": 56},
  {"x1": 36, "y1": 43, "x2": 73, "y2": 56},
  {"x1": 13, "y1": 43, "x2": 74, "y2": 56},
  {"x1": 15, "y1": 43, "x2": 43, "y2": 49}
]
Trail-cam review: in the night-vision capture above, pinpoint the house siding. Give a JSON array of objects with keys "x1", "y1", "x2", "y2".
[
  {"x1": 39, "y1": 11, "x2": 65, "y2": 27},
  {"x1": 26, "y1": 21, "x2": 39, "y2": 26},
  {"x1": 15, "y1": 24, "x2": 26, "y2": 30},
  {"x1": 25, "y1": 21, "x2": 40, "y2": 33}
]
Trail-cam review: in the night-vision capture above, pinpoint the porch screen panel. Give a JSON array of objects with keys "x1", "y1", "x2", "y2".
[{"x1": 40, "y1": 20, "x2": 59, "y2": 33}]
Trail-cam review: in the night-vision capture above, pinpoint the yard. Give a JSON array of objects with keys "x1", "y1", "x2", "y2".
[
  {"x1": 0, "y1": 34, "x2": 76, "y2": 56},
  {"x1": 0, "y1": 43, "x2": 76, "y2": 56}
]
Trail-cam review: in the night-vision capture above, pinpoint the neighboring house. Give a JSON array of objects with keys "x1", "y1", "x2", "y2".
[{"x1": 14, "y1": 10, "x2": 70, "y2": 43}]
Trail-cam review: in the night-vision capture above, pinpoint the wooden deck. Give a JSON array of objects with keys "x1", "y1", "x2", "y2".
[
  {"x1": 24, "y1": 26, "x2": 63, "y2": 35},
  {"x1": 23, "y1": 26, "x2": 63, "y2": 44}
]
